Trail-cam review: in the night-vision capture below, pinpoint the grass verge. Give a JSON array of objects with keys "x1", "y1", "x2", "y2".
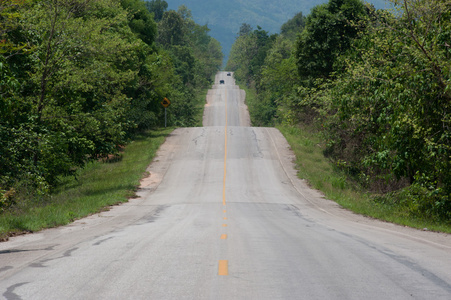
[
  {"x1": 233, "y1": 80, "x2": 450, "y2": 232},
  {"x1": 194, "y1": 88, "x2": 209, "y2": 127},
  {"x1": 0, "y1": 128, "x2": 173, "y2": 240},
  {"x1": 278, "y1": 125, "x2": 451, "y2": 233},
  {"x1": 237, "y1": 84, "x2": 259, "y2": 126}
]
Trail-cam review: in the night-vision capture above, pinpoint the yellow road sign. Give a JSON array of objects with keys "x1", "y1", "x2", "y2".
[{"x1": 161, "y1": 97, "x2": 171, "y2": 108}]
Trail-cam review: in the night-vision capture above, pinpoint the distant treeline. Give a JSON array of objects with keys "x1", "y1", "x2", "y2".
[
  {"x1": 226, "y1": 0, "x2": 451, "y2": 222},
  {"x1": 0, "y1": 0, "x2": 222, "y2": 210}
]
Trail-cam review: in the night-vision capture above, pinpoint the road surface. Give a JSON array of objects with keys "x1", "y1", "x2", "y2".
[{"x1": 1, "y1": 72, "x2": 451, "y2": 299}]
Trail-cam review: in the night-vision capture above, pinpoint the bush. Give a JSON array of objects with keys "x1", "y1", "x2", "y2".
[{"x1": 0, "y1": 188, "x2": 16, "y2": 212}]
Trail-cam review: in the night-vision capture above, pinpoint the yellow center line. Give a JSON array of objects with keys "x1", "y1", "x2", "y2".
[
  {"x1": 219, "y1": 83, "x2": 229, "y2": 277},
  {"x1": 223, "y1": 89, "x2": 228, "y2": 206},
  {"x1": 218, "y1": 260, "x2": 228, "y2": 275}
]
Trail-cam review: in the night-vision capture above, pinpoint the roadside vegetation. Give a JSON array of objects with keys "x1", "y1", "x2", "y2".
[
  {"x1": 0, "y1": 0, "x2": 221, "y2": 238},
  {"x1": 0, "y1": 128, "x2": 172, "y2": 240},
  {"x1": 226, "y1": 0, "x2": 451, "y2": 232}
]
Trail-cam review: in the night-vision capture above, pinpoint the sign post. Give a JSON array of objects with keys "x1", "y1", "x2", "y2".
[{"x1": 161, "y1": 97, "x2": 171, "y2": 127}]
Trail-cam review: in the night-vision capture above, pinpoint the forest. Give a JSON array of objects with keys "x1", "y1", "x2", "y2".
[
  {"x1": 0, "y1": 0, "x2": 222, "y2": 211},
  {"x1": 226, "y1": 0, "x2": 451, "y2": 223}
]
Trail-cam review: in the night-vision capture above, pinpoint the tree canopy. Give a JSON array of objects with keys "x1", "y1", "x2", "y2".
[
  {"x1": 295, "y1": 0, "x2": 368, "y2": 82},
  {"x1": 0, "y1": 0, "x2": 222, "y2": 210},
  {"x1": 226, "y1": 0, "x2": 451, "y2": 222}
]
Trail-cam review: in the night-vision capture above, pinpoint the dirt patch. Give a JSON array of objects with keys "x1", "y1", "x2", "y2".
[{"x1": 140, "y1": 172, "x2": 163, "y2": 189}]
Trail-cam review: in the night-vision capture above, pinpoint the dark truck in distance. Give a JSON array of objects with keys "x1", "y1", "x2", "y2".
[{"x1": 220, "y1": 80, "x2": 225, "y2": 84}]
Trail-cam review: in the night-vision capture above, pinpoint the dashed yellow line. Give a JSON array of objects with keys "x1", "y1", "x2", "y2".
[
  {"x1": 219, "y1": 84, "x2": 229, "y2": 277},
  {"x1": 223, "y1": 89, "x2": 228, "y2": 206},
  {"x1": 218, "y1": 260, "x2": 228, "y2": 275}
]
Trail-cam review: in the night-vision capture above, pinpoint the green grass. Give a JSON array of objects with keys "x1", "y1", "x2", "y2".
[
  {"x1": 238, "y1": 84, "x2": 259, "y2": 126},
  {"x1": 278, "y1": 124, "x2": 451, "y2": 233},
  {"x1": 194, "y1": 88, "x2": 209, "y2": 127},
  {"x1": 235, "y1": 78, "x2": 451, "y2": 233},
  {"x1": 0, "y1": 128, "x2": 173, "y2": 240},
  {"x1": 0, "y1": 84, "x2": 208, "y2": 240}
]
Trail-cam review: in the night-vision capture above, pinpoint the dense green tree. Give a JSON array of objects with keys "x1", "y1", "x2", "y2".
[
  {"x1": 121, "y1": 0, "x2": 157, "y2": 45},
  {"x1": 280, "y1": 11, "x2": 306, "y2": 39},
  {"x1": 317, "y1": 0, "x2": 451, "y2": 218},
  {"x1": 0, "y1": 0, "x2": 31, "y2": 56},
  {"x1": 157, "y1": 10, "x2": 187, "y2": 47},
  {"x1": 0, "y1": 0, "x2": 143, "y2": 192},
  {"x1": 238, "y1": 23, "x2": 252, "y2": 37},
  {"x1": 295, "y1": 0, "x2": 368, "y2": 82},
  {"x1": 156, "y1": 6, "x2": 222, "y2": 87},
  {"x1": 145, "y1": 0, "x2": 167, "y2": 22},
  {"x1": 256, "y1": 36, "x2": 301, "y2": 126},
  {"x1": 226, "y1": 33, "x2": 257, "y2": 83},
  {"x1": 226, "y1": 26, "x2": 276, "y2": 86}
]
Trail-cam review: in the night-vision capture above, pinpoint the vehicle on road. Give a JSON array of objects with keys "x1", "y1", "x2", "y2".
[{"x1": 220, "y1": 80, "x2": 225, "y2": 84}]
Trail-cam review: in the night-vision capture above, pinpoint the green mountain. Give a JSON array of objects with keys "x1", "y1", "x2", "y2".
[{"x1": 166, "y1": 0, "x2": 390, "y2": 65}]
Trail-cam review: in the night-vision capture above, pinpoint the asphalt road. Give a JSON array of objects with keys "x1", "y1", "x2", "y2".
[{"x1": 1, "y1": 72, "x2": 451, "y2": 299}]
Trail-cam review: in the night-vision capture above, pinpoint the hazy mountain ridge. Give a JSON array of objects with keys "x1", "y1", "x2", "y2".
[{"x1": 166, "y1": 0, "x2": 389, "y2": 64}]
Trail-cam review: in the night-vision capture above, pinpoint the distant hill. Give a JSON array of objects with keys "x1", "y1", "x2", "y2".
[{"x1": 165, "y1": 0, "x2": 390, "y2": 65}]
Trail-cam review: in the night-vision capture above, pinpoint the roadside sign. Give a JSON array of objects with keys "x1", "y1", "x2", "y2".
[
  {"x1": 161, "y1": 97, "x2": 171, "y2": 128},
  {"x1": 161, "y1": 97, "x2": 171, "y2": 108}
]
